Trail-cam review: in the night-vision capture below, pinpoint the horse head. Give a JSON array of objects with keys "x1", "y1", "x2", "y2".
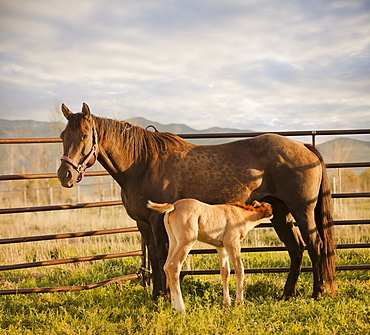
[{"x1": 57, "y1": 103, "x2": 98, "y2": 188}]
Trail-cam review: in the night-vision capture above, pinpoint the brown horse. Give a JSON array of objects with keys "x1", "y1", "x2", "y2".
[
  {"x1": 147, "y1": 199, "x2": 273, "y2": 312},
  {"x1": 57, "y1": 103, "x2": 336, "y2": 300}
]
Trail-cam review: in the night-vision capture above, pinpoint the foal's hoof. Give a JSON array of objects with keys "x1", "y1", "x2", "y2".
[{"x1": 174, "y1": 308, "x2": 186, "y2": 315}]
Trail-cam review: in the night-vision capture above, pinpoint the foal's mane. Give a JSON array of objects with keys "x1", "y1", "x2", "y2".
[
  {"x1": 91, "y1": 115, "x2": 194, "y2": 162},
  {"x1": 227, "y1": 202, "x2": 267, "y2": 212}
]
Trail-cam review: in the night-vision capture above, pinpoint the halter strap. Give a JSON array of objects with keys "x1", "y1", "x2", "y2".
[{"x1": 60, "y1": 126, "x2": 98, "y2": 183}]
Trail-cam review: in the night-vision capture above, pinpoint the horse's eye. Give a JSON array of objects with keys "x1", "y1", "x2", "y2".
[{"x1": 81, "y1": 134, "x2": 88, "y2": 140}]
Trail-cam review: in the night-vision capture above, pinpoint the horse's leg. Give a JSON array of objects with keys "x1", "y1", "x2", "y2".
[
  {"x1": 223, "y1": 241, "x2": 244, "y2": 305},
  {"x1": 151, "y1": 217, "x2": 170, "y2": 298},
  {"x1": 137, "y1": 221, "x2": 164, "y2": 299},
  {"x1": 292, "y1": 206, "x2": 324, "y2": 299},
  {"x1": 270, "y1": 200, "x2": 305, "y2": 299},
  {"x1": 216, "y1": 247, "x2": 231, "y2": 307}
]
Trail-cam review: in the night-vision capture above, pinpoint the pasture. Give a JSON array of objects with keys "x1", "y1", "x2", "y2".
[{"x1": 1, "y1": 205, "x2": 369, "y2": 335}]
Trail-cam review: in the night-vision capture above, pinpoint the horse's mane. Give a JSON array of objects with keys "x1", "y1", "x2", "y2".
[
  {"x1": 92, "y1": 115, "x2": 194, "y2": 162},
  {"x1": 227, "y1": 202, "x2": 268, "y2": 212}
]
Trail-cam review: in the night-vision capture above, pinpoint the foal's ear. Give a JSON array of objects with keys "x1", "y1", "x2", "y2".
[
  {"x1": 262, "y1": 203, "x2": 273, "y2": 219},
  {"x1": 61, "y1": 104, "x2": 73, "y2": 120},
  {"x1": 82, "y1": 103, "x2": 91, "y2": 120},
  {"x1": 252, "y1": 200, "x2": 262, "y2": 208}
]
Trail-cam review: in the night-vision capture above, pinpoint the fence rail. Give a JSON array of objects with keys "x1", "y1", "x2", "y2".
[
  {"x1": 0, "y1": 250, "x2": 143, "y2": 271},
  {"x1": 1, "y1": 128, "x2": 369, "y2": 295},
  {"x1": 0, "y1": 200, "x2": 123, "y2": 214},
  {"x1": 0, "y1": 274, "x2": 140, "y2": 295},
  {"x1": 1, "y1": 128, "x2": 369, "y2": 145},
  {"x1": 0, "y1": 225, "x2": 145, "y2": 295},
  {"x1": 0, "y1": 171, "x2": 109, "y2": 180},
  {"x1": 0, "y1": 226, "x2": 139, "y2": 244}
]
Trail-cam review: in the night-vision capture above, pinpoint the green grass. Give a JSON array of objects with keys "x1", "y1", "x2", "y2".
[
  {"x1": 0, "y1": 273, "x2": 369, "y2": 334},
  {"x1": 1, "y1": 251, "x2": 370, "y2": 335},
  {"x1": 1, "y1": 206, "x2": 369, "y2": 334}
]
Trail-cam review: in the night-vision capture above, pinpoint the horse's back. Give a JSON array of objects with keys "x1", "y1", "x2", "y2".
[
  {"x1": 223, "y1": 133, "x2": 314, "y2": 158},
  {"x1": 189, "y1": 133, "x2": 318, "y2": 169}
]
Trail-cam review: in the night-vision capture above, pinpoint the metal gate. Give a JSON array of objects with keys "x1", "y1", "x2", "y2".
[{"x1": 0, "y1": 128, "x2": 369, "y2": 294}]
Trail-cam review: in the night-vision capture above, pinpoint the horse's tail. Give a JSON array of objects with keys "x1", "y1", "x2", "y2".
[
  {"x1": 305, "y1": 144, "x2": 336, "y2": 295},
  {"x1": 147, "y1": 200, "x2": 175, "y2": 214}
]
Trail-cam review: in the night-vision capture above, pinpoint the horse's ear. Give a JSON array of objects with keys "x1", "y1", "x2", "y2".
[
  {"x1": 82, "y1": 103, "x2": 91, "y2": 120},
  {"x1": 61, "y1": 104, "x2": 73, "y2": 120}
]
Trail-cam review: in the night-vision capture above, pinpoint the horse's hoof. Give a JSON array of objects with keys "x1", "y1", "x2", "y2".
[
  {"x1": 312, "y1": 292, "x2": 322, "y2": 301},
  {"x1": 280, "y1": 293, "x2": 294, "y2": 301}
]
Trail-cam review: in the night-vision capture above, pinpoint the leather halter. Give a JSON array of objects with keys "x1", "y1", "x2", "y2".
[{"x1": 60, "y1": 125, "x2": 98, "y2": 183}]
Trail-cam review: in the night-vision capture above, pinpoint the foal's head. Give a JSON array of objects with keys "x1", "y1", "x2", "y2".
[
  {"x1": 251, "y1": 200, "x2": 273, "y2": 220},
  {"x1": 230, "y1": 200, "x2": 273, "y2": 220}
]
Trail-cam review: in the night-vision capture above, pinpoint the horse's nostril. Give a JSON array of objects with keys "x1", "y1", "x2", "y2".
[{"x1": 66, "y1": 170, "x2": 72, "y2": 181}]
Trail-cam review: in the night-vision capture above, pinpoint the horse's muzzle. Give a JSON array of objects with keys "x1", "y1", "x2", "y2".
[{"x1": 57, "y1": 163, "x2": 76, "y2": 188}]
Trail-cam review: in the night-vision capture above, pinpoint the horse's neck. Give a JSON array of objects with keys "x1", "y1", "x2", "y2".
[
  {"x1": 94, "y1": 116, "x2": 135, "y2": 176},
  {"x1": 93, "y1": 115, "x2": 195, "y2": 184},
  {"x1": 97, "y1": 145, "x2": 123, "y2": 176}
]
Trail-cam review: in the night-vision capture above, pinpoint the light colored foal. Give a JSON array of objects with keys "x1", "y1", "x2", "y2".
[{"x1": 147, "y1": 199, "x2": 273, "y2": 313}]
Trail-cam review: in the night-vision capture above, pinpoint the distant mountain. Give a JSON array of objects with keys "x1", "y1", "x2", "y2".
[
  {"x1": 125, "y1": 117, "x2": 252, "y2": 144},
  {"x1": 0, "y1": 117, "x2": 250, "y2": 139},
  {"x1": 1, "y1": 117, "x2": 369, "y2": 174},
  {"x1": 0, "y1": 119, "x2": 64, "y2": 138},
  {"x1": 126, "y1": 117, "x2": 251, "y2": 135},
  {"x1": 317, "y1": 137, "x2": 370, "y2": 164},
  {"x1": 0, "y1": 117, "x2": 252, "y2": 145},
  {"x1": 126, "y1": 117, "x2": 196, "y2": 134}
]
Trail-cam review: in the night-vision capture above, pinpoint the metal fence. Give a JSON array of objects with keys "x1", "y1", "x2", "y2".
[{"x1": 0, "y1": 129, "x2": 369, "y2": 294}]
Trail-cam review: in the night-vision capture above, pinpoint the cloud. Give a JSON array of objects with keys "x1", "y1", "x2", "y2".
[{"x1": 0, "y1": 0, "x2": 369, "y2": 132}]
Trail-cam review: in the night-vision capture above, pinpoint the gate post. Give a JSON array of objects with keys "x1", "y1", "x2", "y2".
[{"x1": 140, "y1": 238, "x2": 151, "y2": 287}]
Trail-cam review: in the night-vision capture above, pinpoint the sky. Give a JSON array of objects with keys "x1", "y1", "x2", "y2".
[{"x1": 0, "y1": 0, "x2": 370, "y2": 132}]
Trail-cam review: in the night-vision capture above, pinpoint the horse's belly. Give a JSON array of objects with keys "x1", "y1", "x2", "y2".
[
  {"x1": 178, "y1": 162, "x2": 264, "y2": 203},
  {"x1": 182, "y1": 180, "x2": 257, "y2": 204}
]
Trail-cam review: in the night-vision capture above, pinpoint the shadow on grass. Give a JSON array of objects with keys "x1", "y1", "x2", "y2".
[
  {"x1": 244, "y1": 280, "x2": 282, "y2": 300},
  {"x1": 179, "y1": 276, "x2": 283, "y2": 306}
]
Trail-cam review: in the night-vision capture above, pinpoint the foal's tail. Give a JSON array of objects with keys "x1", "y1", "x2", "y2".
[
  {"x1": 305, "y1": 145, "x2": 336, "y2": 295},
  {"x1": 147, "y1": 200, "x2": 175, "y2": 214}
]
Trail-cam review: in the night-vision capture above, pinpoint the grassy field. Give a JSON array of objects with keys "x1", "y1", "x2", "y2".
[
  {"x1": 1, "y1": 257, "x2": 369, "y2": 334},
  {"x1": 0, "y1": 202, "x2": 369, "y2": 334}
]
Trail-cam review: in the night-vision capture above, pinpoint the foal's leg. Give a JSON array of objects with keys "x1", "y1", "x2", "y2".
[
  {"x1": 164, "y1": 241, "x2": 195, "y2": 313},
  {"x1": 216, "y1": 247, "x2": 231, "y2": 307},
  {"x1": 224, "y1": 241, "x2": 244, "y2": 305},
  {"x1": 164, "y1": 220, "x2": 178, "y2": 293}
]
